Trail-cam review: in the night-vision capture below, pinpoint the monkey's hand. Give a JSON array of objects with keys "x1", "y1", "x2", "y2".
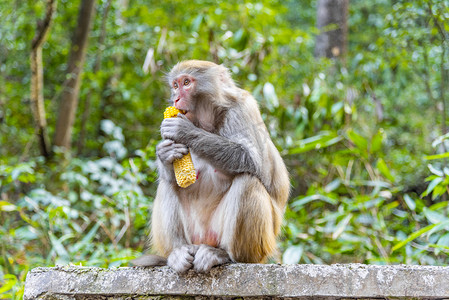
[
  {"x1": 156, "y1": 139, "x2": 189, "y2": 165},
  {"x1": 167, "y1": 244, "x2": 199, "y2": 273},
  {"x1": 192, "y1": 244, "x2": 231, "y2": 273},
  {"x1": 160, "y1": 114, "x2": 196, "y2": 143}
]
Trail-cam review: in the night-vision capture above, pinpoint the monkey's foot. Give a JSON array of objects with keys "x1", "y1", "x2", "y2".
[
  {"x1": 167, "y1": 245, "x2": 199, "y2": 273},
  {"x1": 192, "y1": 244, "x2": 231, "y2": 273}
]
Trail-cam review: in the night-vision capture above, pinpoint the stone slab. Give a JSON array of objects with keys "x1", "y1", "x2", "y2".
[{"x1": 23, "y1": 263, "x2": 449, "y2": 299}]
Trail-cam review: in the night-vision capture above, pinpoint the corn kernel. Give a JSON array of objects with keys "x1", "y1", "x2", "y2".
[{"x1": 163, "y1": 106, "x2": 196, "y2": 188}]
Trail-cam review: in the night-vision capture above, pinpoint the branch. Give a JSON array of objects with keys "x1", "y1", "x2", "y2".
[{"x1": 31, "y1": 0, "x2": 57, "y2": 50}]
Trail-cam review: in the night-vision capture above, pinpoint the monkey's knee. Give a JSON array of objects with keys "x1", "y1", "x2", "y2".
[{"x1": 229, "y1": 175, "x2": 277, "y2": 263}]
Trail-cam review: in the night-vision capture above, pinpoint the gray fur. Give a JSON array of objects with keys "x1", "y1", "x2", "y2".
[
  {"x1": 156, "y1": 139, "x2": 189, "y2": 183},
  {"x1": 160, "y1": 110, "x2": 260, "y2": 178},
  {"x1": 141, "y1": 60, "x2": 290, "y2": 274},
  {"x1": 129, "y1": 254, "x2": 167, "y2": 267}
]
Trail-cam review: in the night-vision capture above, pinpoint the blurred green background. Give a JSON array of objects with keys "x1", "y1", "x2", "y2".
[{"x1": 1, "y1": 0, "x2": 449, "y2": 298}]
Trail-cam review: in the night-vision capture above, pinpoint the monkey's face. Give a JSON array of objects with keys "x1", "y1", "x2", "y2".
[{"x1": 171, "y1": 74, "x2": 196, "y2": 118}]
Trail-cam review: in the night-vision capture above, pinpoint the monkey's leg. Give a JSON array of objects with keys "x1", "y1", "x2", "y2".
[
  {"x1": 151, "y1": 181, "x2": 198, "y2": 273},
  {"x1": 192, "y1": 244, "x2": 231, "y2": 273},
  {"x1": 219, "y1": 174, "x2": 277, "y2": 263}
]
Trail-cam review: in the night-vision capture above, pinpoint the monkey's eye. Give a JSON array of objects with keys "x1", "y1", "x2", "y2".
[
  {"x1": 173, "y1": 81, "x2": 178, "y2": 89},
  {"x1": 183, "y1": 78, "x2": 191, "y2": 86}
]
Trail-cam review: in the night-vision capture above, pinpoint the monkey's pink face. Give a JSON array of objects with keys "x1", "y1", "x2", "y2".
[{"x1": 171, "y1": 74, "x2": 196, "y2": 114}]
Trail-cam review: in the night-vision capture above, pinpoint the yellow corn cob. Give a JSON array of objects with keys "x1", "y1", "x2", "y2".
[{"x1": 163, "y1": 106, "x2": 196, "y2": 188}]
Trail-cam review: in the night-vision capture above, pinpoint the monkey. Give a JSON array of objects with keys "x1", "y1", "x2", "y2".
[{"x1": 131, "y1": 60, "x2": 290, "y2": 273}]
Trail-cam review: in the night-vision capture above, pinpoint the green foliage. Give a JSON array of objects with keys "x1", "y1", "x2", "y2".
[
  {"x1": 1, "y1": 0, "x2": 449, "y2": 297},
  {"x1": 0, "y1": 121, "x2": 157, "y2": 299}
]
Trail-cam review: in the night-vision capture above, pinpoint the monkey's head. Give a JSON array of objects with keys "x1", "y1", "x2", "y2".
[{"x1": 167, "y1": 60, "x2": 237, "y2": 123}]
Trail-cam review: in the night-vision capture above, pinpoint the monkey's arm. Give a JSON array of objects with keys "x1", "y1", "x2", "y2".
[{"x1": 161, "y1": 113, "x2": 260, "y2": 177}]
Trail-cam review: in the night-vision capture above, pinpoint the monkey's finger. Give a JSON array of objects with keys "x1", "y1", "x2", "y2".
[
  {"x1": 173, "y1": 143, "x2": 189, "y2": 153},
  {"x1": 161, "y1": 118, "x2": 180, "y2": 126},
  {"x1": 160, "y1": 139, "x2": 174, "y2": 146},
  {"x1": 156, "y1": 140, "x2": 175, "y2": 155},
  {"x1": 172, "y1": 152, "x2": 186, "y2": 160},
  {"x1": 161, "y1": 129, "x2": 178, "y2": 141}
]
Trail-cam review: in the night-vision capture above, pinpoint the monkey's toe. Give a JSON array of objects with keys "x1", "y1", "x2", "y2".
[
  {"x1": 167, "y1": 245, "x2": 195, "y2": 273},
  {"x1": 192, "y1": 244, "x2": 230, "y2": 273}
]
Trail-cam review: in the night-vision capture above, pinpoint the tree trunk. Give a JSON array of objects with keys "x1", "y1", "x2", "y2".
[
  {"x1": 54, "y1": 0, "x2": 96, "y2": 149},
  {"x1": 30, "y1": 0, "x2": 57, "y2": 157},
  {"x1": 315, "y1": 0, "x2": 349, "y2": 59},
  {"x1": 77, "y1": 0, "x2": 112, "y2": 155}
]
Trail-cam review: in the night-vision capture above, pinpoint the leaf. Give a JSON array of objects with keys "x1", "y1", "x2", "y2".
[
  {"x1": 427, "y1": 220, "x2": 449, "y2": 237},
  {"x1": 421, "y1": 177, "x2": 443, "y2": 197},
  {"x1": 289, "y1": 131, "x2": 342, "y2": 154},
  {"x1": 282, "y1": 245, "x2": 303, "y2": 264},
  {"x1": 437, "y1": 233, "x2": 449, "y2": 247},
  {"x1": 403, "y1": 194, "x2": 416, "y2": 211},
  {"x1": 291, "y1": 194, "x2": 337, "y2": 210},
  {"x1": 347, "y1": 129, "x2": 368, "y2": 151},
  {"x1": 424, "y1": 152, "x2": 449, "y2": 160},
  {"x1": 232, "y1": 28, "x2": 249, "y2": 51},
  {"x1": 101, "y1": 119, "x2": 115, "y2": 135},
  {"x1": 0, "y1": 274, "x2": 17, "y2": 294},
  {"x1": 263, "y1": 82, "x2": 279, "y2": 108},
  {"x1": 371, "y1": 130, "x2": 383, "y2": 153},
  {"x1": 324, "y1": 179, "x2": 341, "y2": 193},
  {"x1": 49, "y1": 232, "x2": 69, "y2": 260},
  {"x1": 70, "y1": 223, "x2": 100, "y2": 253},
  {"x1": 332, "y1": 214, "x2": 352, "y2": 239},
  {"x1": 377, "y1": 158, "x2": 395, "y2": 182},
  {"x1": 423, "y1": 208, "x2": 446, "y2": 224},
  {"x1": 191, "y1": 14, "x2": 203, "y2": 32},
  {"x1": 392, "y1": 223, "x2": 437, "y2": 252},
  {"x1": 428, "y1": 164, "x2": 443, "y2": 176},
  {"x1": 0, "y1": 201, "x2": 17, "y2": 212}
]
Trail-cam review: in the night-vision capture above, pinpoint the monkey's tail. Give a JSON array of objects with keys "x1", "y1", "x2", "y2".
[{"x1": 130, "y1": 254, "x2": 167, "y2": 267}]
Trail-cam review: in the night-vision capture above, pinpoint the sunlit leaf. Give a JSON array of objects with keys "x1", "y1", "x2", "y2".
[
  {"x1": 347, "y1": 129, "x2": 368, "y2": 151},
  {"x1": 403, "y1": 194, "x2": 416, "y2": 211},
  {"x1": 0, "y1": 274, "x2": 17, "y2": 294},
  {"x1": 324, "y1": 179, "x2": 341, "y2": 193},
  {"x1": 392, "y1": 223, "x2": 437, "y2": 252},
  {"x1": 0, "y1": 201, "x2": 17, "y2": 212},
  {"x1": 423, "y1": 208, "x2": 447, "y2": 224},
  {"x1": 428, "y1": 164, "x2": 444, "y2": 176},
  {"x1": 291, "y1": 194, "x2": 338, "y2": 210},
  {"x1": 377, "y1": 158, "x2": 395, "y2": 182},
  {"x1": 49, "y1": 232, "x2": 70, "y2": 260},
  {"x1": 424, "y1": 152, "x2": 449, "y2": 160},
  {"x1": 282, "y1": 245, "x2": 303, "y2": 264},
  {"x1": 332, "y1": 214, "x2": 352, "y2": 239},
  {"x1": 421, "y1": 177, "x2": 443, "y2": 197},
  {"x1": 437, "y1": 233, "x2": 449, "y2": 247}
]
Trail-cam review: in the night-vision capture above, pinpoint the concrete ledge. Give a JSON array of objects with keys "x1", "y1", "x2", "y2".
[{"x1": 24, "y1": 263, "x2": 449, "y2": 299}]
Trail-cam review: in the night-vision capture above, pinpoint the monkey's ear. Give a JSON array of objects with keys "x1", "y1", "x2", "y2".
[{"x1": 216, "y1": 65, "x2": 235, "y2": 89}]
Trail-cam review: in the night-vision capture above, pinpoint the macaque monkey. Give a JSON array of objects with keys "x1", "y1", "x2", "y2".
[{"x1": 132, "y1": 60, "x2": 290, "y2": 273}]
